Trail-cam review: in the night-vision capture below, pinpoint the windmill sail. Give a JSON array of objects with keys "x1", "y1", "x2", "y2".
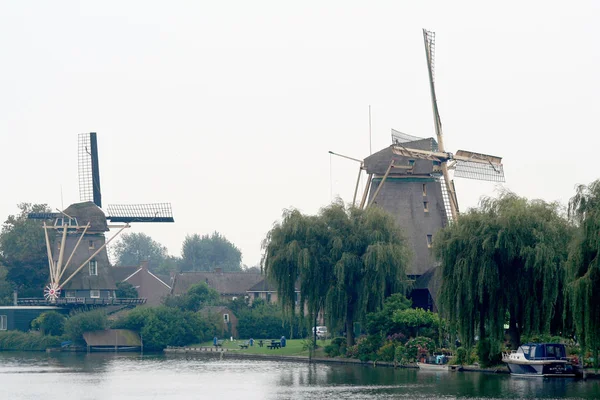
[{"x1": 78, "y1": 132, "x2": 102, "y2": 207}]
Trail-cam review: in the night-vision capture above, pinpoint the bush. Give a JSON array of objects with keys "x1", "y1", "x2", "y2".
[
  {"x1": 31, "y1": 311, "x2": 66, "y2": 336},
  {"x1": 324, "y1": 337, "x2": 347, "y2": 358},
  {"x1": 116, "y1": 281, "x2": 138, "y2": 299},
  {"x1": 64, "y1": 310, "x2": 108, "y2": 344},
  {"x1": 357, "y1": 335, "x2": 382, "y2": 362},
  {"x1": 476, "y1": 338, "x2": 502, "y2": 367},
  {"x1": 376, "y1": 342, "x2": 396, "y2": 362},
  {"x1": 113, "y1": 306, "x2": 218, "y2": 350},
  {"x1": 404, "y1": 337, "x2": 435, "y2": 362},
  {"x1": 0, "y1": 331, "x2": 62, "y2": 351}
]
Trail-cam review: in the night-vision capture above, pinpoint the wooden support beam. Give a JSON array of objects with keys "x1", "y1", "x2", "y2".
[
  {"x1": 43, "y1": 223, "x2": 56, "y2": 286},
  {"x1": 352, "y1": 164, "x2": 363, "y2": 207},
  {"x1": 59, "y1": 224, "x2": 130, "y2": 287},
  {"x1": 61, "y1": 223, "x2": 90, "y2": 281},
  {"x1": 359, "y1": 173, "x2": 373, "y2": 209},
  {"x1": 367, "y1": 160, "x2": 394, "y2": 208}
]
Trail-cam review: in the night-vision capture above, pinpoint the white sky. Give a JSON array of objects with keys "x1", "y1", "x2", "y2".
[{"x1": 1, "y1": 1, "x2": 598, "y2": 267}]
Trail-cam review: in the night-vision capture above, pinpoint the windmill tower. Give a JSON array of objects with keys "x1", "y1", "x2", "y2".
[
  {"x1": 354, "y1": 30, "x2": 505, "y2": 310},
  {"x1": 27, "y1": 132, "x2": 174, "y2": 304}
]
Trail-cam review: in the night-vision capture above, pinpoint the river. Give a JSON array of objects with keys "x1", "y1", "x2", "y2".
[{"x1": 0, "y1": 352, "x2": 598, "y2": 399}]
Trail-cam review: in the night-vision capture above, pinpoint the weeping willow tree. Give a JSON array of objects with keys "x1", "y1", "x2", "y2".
[
  {"x1": 565, "y1": 180, "x2": 600, "y2": 360},
  {"x1": 262, "y1": 202, "x2": 411, "y2": 348},
  {"x1": 435, "y1": 192, "x2": 571, "y2": 353}
]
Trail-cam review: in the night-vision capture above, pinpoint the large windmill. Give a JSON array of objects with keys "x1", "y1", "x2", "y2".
[
  {"x1": 26, "y1": 132, "x2": 174, "y2": 304},
  {"x1": 346, "y1": 30, "x2": 505, "y2": 310}
]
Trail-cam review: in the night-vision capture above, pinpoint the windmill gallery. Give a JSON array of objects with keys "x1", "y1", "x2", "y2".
[{"x1": 1, "y1": 30, "x2": 504, "y2": 337}]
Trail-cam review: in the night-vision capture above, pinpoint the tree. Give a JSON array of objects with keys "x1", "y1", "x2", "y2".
[
  {"x1": 366, "y1": 293, "x2": 412, "y2": 337},
  {"x1": 163, "y1": 282, "x2": 220, "y2": 311},
  {"x1": 0, "y1": 264, "x2": 14, "y2": 305},
  {"x1": 180, "y1": 232, "x2": 242, "y2": 272},
  {"x1": 115, "y1": 281, "x2": 139, "y2": 299},
  {"x1": 565, "y1": 179, "x2": 600, "y2": 359},
  {"x1": 392, "y1": 308, "x2": 440, "y2": 340},
  {"x1": 0, "y1": 203, "x2": 52, "y2": 297},
  {"x1": 112, "y1": 233, "x2": 168, "y2": 268},
  {"x1": 263, "y1": 202, "x2": 411, "y2": 347},
  {"x1": 435, "y1": 192, "x2": 571, "y2": 357},
  {"x1": 31, "y1": 311, "x2": 66, "y2": 336},
  {"x1": 63, "y1": 310, "x2": 108, "y2": 344}
]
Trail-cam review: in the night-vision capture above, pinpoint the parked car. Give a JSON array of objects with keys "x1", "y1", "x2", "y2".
[{"x1": 312, "y1": 326, "x2": 327, "y2": 339}]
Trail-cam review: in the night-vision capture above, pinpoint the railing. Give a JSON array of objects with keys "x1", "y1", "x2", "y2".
[{"x1": 17, "y1": 298, "x2": 147, "y2": 306}]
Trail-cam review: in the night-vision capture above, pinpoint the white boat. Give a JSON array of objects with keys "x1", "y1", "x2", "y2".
[
  {"x1": 502, "y1": 343, "x2": 576, "y2": 377},
  {"x1": 417, "y1": 362, "x2": 450, "y2": 371}
]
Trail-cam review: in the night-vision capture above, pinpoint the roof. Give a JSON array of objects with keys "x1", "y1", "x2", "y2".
[
  {"x1": 112, "y1": 266, "x2": 140, "y2": 282},
  {"x1": 363, "y1": 139, "x2": 437, "y2": 176},
  {"x1": 83, "y1": 329, "x2": 141, "y2": 346},
  {"x1": 247, "y1": 278, "x2": 300, "y2": 292},
  {"x1": 63, "y1": 201, "x2": 108, "y2": 232},
  {"x1": 171, "y1": 271, "x2": 264, "y2": 296},
  {"x1": 199, "y1": 305, "x2": 233, "y2": 316}
]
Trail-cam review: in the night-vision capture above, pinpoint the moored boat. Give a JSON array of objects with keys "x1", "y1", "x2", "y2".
[
  {"x1": 417, "y1": 361, "x2": 450, "y2": 371},
  {"x1": 502, "y1": 343, "x2": 576, "y2": 377}
]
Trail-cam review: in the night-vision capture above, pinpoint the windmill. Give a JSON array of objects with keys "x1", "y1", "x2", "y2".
[
  {"x1": 27, "y1": 132, "x2": 174, "y2": 304},
  {"x1": 333, "y1": 30, "x2": 505, "y2": 310}
]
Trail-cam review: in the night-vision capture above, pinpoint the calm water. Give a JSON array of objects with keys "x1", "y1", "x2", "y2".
[{"x1": 0, "y1": 352, "x2": 599, "y2": 399}]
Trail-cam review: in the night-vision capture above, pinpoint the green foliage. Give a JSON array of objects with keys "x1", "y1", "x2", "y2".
[
  {"x1": 356, "y1": 335, "x2": 383, "y2": 362},
  {"x1": 476, "y1": 338, "x2": 503, "y2": 367},
  {"x1": 0, "y1": 203, "x2": 52, "y2": 297},
  {"x1": 263, "y1": 202, "x2": 411, "y2": 347},
  {"x1": 392, "y1": 308, "x2": 440, "y2": 341},
  {"x1": 0, "y1": 331, "x2": 62, "y2": 351},
  {"x1": 116, "y1": 281, "x2": 139, "y2": 299},
  {"x1": 565, "y1": 179, "x2": 600, "y2": 354},
  {"x1": 376, "y1": 341, "x2": 397, "y2": 362},
  {"x1": 31, "y1": 311, "x2": 66, "y2": 336},
  {"x1": 112, "y1": 233, "x2": 168, "y2": 269},
  {"x1": 366, "y1": 293, "x2": 411, "y2": 336},
  {"x1": 64, "y1": 310, "x2": 108, "y2": 344},
  {"x1": 324, "y1": 337, "x2": 347, "y2": 357},
  {"x1": 235, "y1": 298, "x2": 305, "y2": 339},
  {"x1": 113, "y1": 306, "x2": 217, "y2": 350},
  {"x1": 163, "y1": 282, "x2": 220, "y2": 311},
  {"x1": 0, "y1": 263, "x2": 14, "y2": 305},
  {"x1": 181, "y1": 232, "x2": 242, "y2": 272},
  {"x1": 435, "y1": 192, "x2": 571, "y2": 349},
  {"x1": 403, "y1": 336, "x2": 436, "y2": 363}
]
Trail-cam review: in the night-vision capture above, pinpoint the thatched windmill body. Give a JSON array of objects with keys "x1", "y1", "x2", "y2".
[
  {"x1": 350, "y1": 30, "x2": 506, "y2": 309},
  {"x1": 27, "y1": 133, "x2": 174, "y2": 303}
]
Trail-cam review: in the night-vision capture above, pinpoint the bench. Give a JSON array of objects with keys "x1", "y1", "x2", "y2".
[
  {"x1": 267, "y1": 341, "x2": 281, "y2": 350},
  {"x1": 239, "y1": 341, "x2": 250, "y2": 349}
]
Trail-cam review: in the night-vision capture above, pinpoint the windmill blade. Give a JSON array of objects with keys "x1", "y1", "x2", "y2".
[
  {"x1": 453, "y1": 150, "x2": 505, "y2": 182},
  {"x1": 423, "y1": 29, "x2": 445, "y2": 152},
  {"x1": 106, "y1": 203, "x2": 174, "y2": 223},
  {"x1": 78, "y1": 132, "x2": 102, "y2": 207}
]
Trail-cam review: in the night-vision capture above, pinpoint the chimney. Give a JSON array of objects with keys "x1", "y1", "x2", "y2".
[{"x1": 215, "y1": 267, "x2": 223, "y2": 274}]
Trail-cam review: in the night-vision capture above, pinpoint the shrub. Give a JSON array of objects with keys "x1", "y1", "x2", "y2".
[
  {"x1": 113, "y1": 306, "x2": 218, "y2": 350},
  {"x1": 324, "y1": 337, "x2": 347, "y2": 358},
  {"x1": 31, "y1": 311, "x2": 66, "y2": 336},
  {"x1": 376, "y1": 342, "x2": 396, "y2": 362},
  {"x1": 116, "y1": 281, "x2": 138, "y2": 299},
  {"x1": 404, "y1": 337, "x2": 435, "y2": 362},
  {"x1": 476, "y1": 338, "x2": 502, "y2": 367},
  {"x1": 357, "y1": 335, "x2": 382, "y2": 362},
  {"x1": 0, "y1": 331, "x2": 62, "y2": 351},
  {"x1": 64, "y1": 310, "x2": 108, "y2": 344}
]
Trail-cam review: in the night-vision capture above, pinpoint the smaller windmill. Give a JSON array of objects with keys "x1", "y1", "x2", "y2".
[{"x1": 28, "y1": 133, "x2": 174, "y2": 304}]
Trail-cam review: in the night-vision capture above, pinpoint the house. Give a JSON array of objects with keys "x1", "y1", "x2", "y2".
[
  {"x1": 0, "y1": 306, "x2": 67, "y2": 332},
  {"x1": 199, "y1": 306, "x2": 238, "y2": 338},
  {"x1": 170, "y1": 269, "x2": 264, "y2": 302},
  {"x1": 112, "y1": 261, "x2": 171, "y2": 306},
  {"x1": 246, "y1": 279, "x2": 300, "y2": 306}
]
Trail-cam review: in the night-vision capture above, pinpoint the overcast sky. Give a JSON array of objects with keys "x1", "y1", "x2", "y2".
[{"x1": 1, "y1": 1, "x2": 598, "y2": 267}]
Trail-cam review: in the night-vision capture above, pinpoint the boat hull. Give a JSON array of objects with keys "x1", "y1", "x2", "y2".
[
  {"x1": 505, "y1": 361, "x2": 575, "y2": 377},
  {"x1": 417, "y1": 362, "x2": 449, "y2": 371}
]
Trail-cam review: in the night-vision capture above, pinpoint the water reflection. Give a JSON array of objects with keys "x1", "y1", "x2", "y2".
[{"x1": 0, "y1": 352, "x2": 598, "y2": 399}]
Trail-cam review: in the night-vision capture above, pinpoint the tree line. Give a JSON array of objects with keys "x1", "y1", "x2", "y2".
[{"x1": 262, "y1": 179, "x2": 600, "y2": 365}]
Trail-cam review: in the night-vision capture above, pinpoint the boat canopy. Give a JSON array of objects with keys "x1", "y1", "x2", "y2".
[{"x1": 517, "y1": 343, "x2": 567, "y2": 360}]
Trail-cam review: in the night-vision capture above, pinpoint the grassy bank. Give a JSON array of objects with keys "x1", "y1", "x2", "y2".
[
  {"x1": 192, "y1": 338, "x2": 331, "y2": 357},
  {"x1": 0, "y1": 331, "x2": 62, "y2": 351}
]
